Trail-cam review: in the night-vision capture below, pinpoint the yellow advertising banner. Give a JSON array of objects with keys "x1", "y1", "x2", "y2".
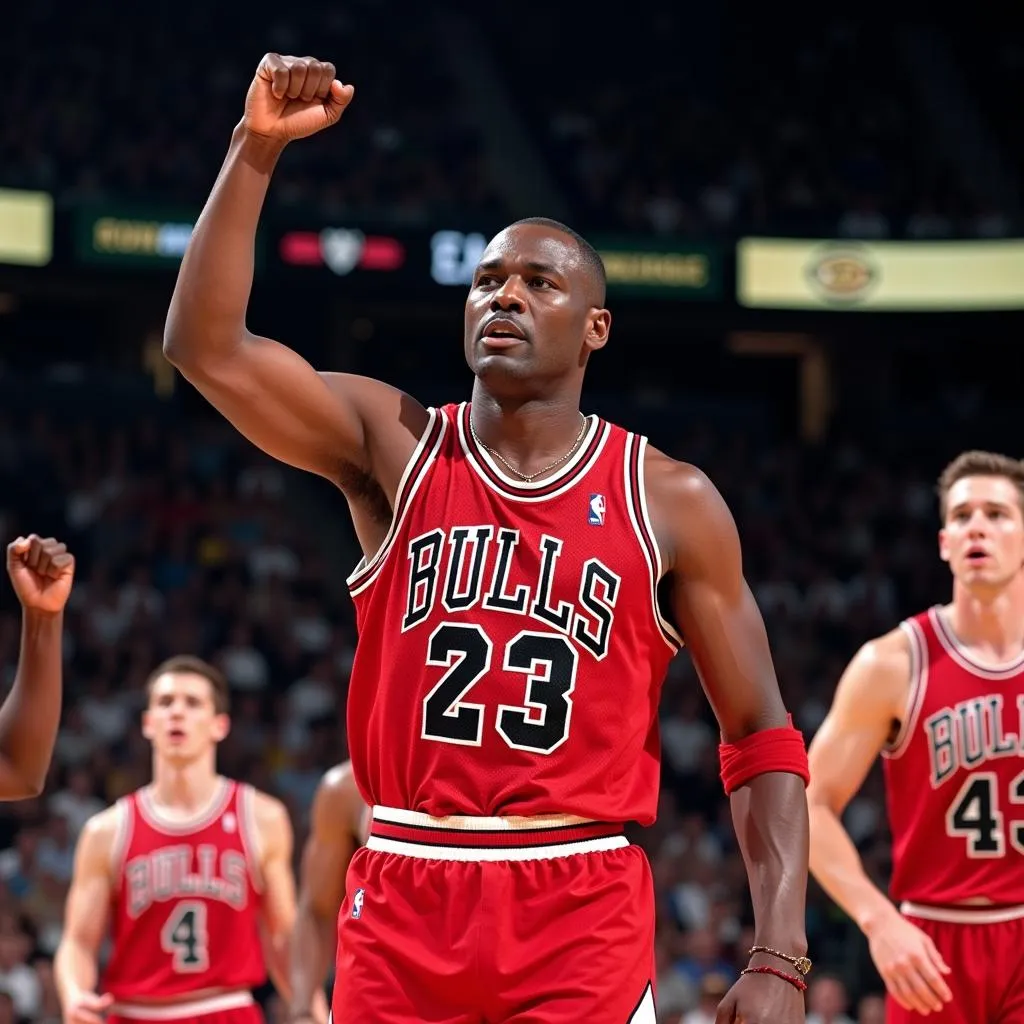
[
  {"x1": 0, "y1": 189, "x2": 53, "y2": 267},
  {"x1": 738, "y1": 238, "x2": 1024, "y2": 311}
]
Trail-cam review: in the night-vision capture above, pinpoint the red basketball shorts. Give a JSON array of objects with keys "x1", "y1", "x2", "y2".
[
  {"x1": 331, "y1": 807, "x2": 657, "y2": 1024},
  {"x1": 107, "y1": 992, "x2": 264, "y2": 1024},
  {"x1": 887, "y1": 902, "x2": 1024, "y2": 1024}
]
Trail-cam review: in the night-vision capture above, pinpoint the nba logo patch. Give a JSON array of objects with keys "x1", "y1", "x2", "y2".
[
  {"x1": 351, "y1": 887, "x2": 365, "y2": 920},
  {"x1": 588, "y1": 493, "x2": 606, "y2": 526}
]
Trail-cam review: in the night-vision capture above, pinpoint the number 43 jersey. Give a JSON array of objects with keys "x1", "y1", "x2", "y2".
[
  {"x1": 102, "y1": 779, "x2": 266, "y2": 1000},
  {"x1": 346, "y1": 403, "x2": 681, "y2": 826},
  {"x1": 883, "y1": 607, "x2": 1024, "y2": 905}
]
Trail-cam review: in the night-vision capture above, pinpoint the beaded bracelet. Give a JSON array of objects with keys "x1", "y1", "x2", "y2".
[{"x1": 741, "y1": 964, "x2": 808, "y2": 993}]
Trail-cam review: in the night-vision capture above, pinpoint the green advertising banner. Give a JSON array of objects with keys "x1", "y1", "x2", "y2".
[
  {"x1": 591, "y1": 237, "x2": 723, "y2": 299},
  {"x1": 74, "y1": 204, "x2": 200, "y2": 267}
]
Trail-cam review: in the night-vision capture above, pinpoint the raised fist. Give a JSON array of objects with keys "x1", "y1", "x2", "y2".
[
  {"x1": 7, "y1": 535, "x2": 75, "y2": 615},
  {"x1": 244, "y1": 53, "x2": 354, "y2": 143}
]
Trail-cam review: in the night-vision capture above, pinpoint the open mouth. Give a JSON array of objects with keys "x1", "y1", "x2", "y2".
[
  {"x1": 479, "y1": 317, "x2": 527, "y2": 342},
  {"x1": 966, "y1": 549, "x2": 990, "y2": 563},
  {"x1": 169, "y1": 728, "x2": 186, "y2": 741}
]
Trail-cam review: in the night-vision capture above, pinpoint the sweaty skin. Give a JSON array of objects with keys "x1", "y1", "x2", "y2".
[{"x1": 163, "y1": 53, "x2": 809, "y2": 1023}]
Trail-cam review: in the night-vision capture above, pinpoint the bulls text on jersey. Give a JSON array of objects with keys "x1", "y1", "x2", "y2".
[
  {"x1": 402, "y1": 526, "x2": 619, "y2": 661},
  {"x1": 125, "y1": 844, "x2": 249, "y2": 918},
  {"x1": 927, "y1": 694, "x2": 1024, "y2": 787}
]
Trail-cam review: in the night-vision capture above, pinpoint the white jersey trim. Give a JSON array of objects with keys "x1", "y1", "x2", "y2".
[
  {"x1": 456, "y1": 402, "x2": 612, "y2": 503},
  {"x1": 366, "y1": 832, "x2": 628, "y2": 862},
  {"x1": 628, "y1": 984, "x2": 657, "y2": 1024},
  {"x1": 110, "y1": 991, "x2": 254, "y2": 1019},
  {"x1": 109, "y1": 797, "x2": 133, "y2": 878},
  {"x1": 347, "y1": 408, "x2": 447, "y2": 595},
  {"x1": 237, "y1": 783, "x2": 265, "y2": 894},
  {"x1": 930, "y1": 605, "x2": 1024, "y2": 679},
  {"x1": 622, "y1": 433, "x2": 682, "y2": 652},
  {"x1": 883, "y1": 619, "x2": 929, "y2": 759},
  {"x1": 901, "y1": 901, "x2": 1024, "y2": 925},
  {"x1": 136, "y1": 777, "x2": 233, "y2": 835}
]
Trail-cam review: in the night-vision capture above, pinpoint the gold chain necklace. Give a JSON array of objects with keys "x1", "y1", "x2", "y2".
[{"x1": 470, "y1": 414, "x2": 588, "y2": 483}]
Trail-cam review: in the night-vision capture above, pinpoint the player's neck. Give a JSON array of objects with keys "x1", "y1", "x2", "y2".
[
  {"x1": 149, "y1": 755, "x2": 222, "y2": 816},
  {"x1": 469, "y1": 387, "x2": 585, "y2": 467},
  {"x1": 947, "y1": 581, "x2": 1024, "y2": 659}
]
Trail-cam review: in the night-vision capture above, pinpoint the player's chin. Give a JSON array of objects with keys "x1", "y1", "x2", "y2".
[{"x1": 473, "y1": 350, "x2": 533, "y2": 378}]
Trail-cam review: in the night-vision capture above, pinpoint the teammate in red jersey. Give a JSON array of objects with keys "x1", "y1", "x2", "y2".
[
  {"x1": 54, "y1": 656, "x2": 314, "y2": 1024},
  {"x1": 289, "y1": 762, "x2": 368, "y2": 1024},
  {"x1": 808, "y1": 450, "x2": 1024, "y2": 1023},
  {"x1": 0, "y1": 534, "x2": 74, "y2": 800},
  {"x1": 164, "y1": 53, "x2": 811, "y2": 1024}
]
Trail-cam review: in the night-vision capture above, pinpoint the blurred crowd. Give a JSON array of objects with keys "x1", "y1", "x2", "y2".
[
  {"x1": 0, "y1": 389, "x2": 964, "y2": 1023},
  {"x1": 1, "y1": 1, "x2": 502, "y2": 226},
  {"x1": 1, "y1": 4, "x2": 1017, "y2": 240}
]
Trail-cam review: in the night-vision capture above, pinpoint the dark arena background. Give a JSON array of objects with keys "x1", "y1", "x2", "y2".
[{"x1": 1, "y1": 2, "x2": 1022, "y2": 1021}]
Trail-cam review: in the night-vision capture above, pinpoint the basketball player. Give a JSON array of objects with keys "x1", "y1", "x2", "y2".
[
  {"x1": 288, "y1": 762, "x2": 368, "y2": 1024},
  {"x1": 163, "y1": 54, "x2": 812, "y2": 1024},
  {"x1": 54, "y1": 656, "x2": 317, "y2": 1024},
  {"x1": 0, "y1": 534, "x2": 74, "y2": 800},
  {"x1": 808, "y1": 451, "x2": 1024, "y2": 1023}
]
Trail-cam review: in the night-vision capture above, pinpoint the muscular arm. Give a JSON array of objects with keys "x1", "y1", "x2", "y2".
[
  {"x1": 290, "y1": 765, "x2": 363, "y2": 1020},
  {"x1": 55, "y1": 808, "x2": 116, "y2": 1013},
  {"x1": 806, "y1": 632, "x2": 908, "y2": 933},
  {"x1": 651, "y1": 456, "x2": 808, "y2": 955},
  {"x1": 0, "y1": 610, "x2": 64, "y2": 799},
  {"x1": 163, "y1": 126, "x2": 427, "y2": 493}
]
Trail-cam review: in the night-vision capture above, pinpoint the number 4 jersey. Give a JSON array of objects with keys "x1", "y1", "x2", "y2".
[
  {"x1": 883, "y1": 607, "x2": 1024, "y2": 905},
  {"x1": 102, "y1": 778, "x2": 266, "y2": 1000},
  {"x1": 346, "y1": 403, "x2": 681, "y2": 825}
]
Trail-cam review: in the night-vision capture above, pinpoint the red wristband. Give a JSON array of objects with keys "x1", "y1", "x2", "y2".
[
  {"x1": 741, "y1": 965, "x2": 808, "y2": 993},
  {"x1": 718, "y1": 715, "x2": 810, "y2": 795}
]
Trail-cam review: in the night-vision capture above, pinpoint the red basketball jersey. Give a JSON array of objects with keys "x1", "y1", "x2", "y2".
[
  {"x1": 345, "y1": 402, "x2": 681, "y2": 825},
  {"x1": 883, "y1": 607, "x2": 1024, "y2": 905},
  {"x1": 102, "y1": 778, "x2": 266, "y2": 1000}
]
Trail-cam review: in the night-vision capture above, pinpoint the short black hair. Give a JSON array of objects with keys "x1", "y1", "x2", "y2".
[{"x1": 509, "y1": 216, "x2": 607, "y2": 306}]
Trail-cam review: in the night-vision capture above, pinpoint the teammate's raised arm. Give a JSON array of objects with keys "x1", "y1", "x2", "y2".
[
  {"x1": 0, "y1": 535, "x2": 75, "y2": 799},
  {"x1": 163, "y1": 55, "x2": 427, "y2": 495},
  {"x1": 648, "y1": 454, "x2": 810, "y2": 1023}
]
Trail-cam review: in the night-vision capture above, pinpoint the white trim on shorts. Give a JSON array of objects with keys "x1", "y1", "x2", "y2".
[
  {"x1": 367, "y1": 805, "x2": 629, "y2": 862},
  {"x1": 110, "y1": 991, "x2": 254, "y2": 1019},
  {"x1": 900, "y1": 901, "x2": 1024, "y2": 924}
]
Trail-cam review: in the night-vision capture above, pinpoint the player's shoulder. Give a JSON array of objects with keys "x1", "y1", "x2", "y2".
[
  {"x1": 641, "y1": 446, "x2": 726, "y2": 512},
  {"x1": 75, "y1": 802, "x2": 122, "y2": 866},
  {"x1": 838, "y1": 625, "x2": 913, "y2": 711},
  {"x1": 244, "y1": 785, "x2": 292, "y2": 835},
  {"x1": 853, "y1": 625, "x2": 913, "y2": 675},
  {"x1": 313, "y1": 761, "x2": 365, "y2": 822},
  {"x1": 318, "y1": 761, "x2": 358, "y2": 798},
  {"x1": 640, "y1": 447, "x2": 735, "y2": 562}
]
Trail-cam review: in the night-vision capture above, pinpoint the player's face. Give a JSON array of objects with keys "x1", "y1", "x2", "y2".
[
  {"x1": 939, "y1": 475, "x2": 1024, "y2": 588},
  {"x1": 142, "y1": 672, "x2": 229, "y2": 762},
  {"x1": 463, "y1": 224, "x2": 610, "y2": 387}
]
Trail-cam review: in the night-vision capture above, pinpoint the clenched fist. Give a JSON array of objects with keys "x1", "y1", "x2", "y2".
[
  {"x1": 7, "y1": 535, "x2": 75, "y2": 615},
  {"x1": 244, "y1": 53, "x2": 355, "y2": 143}
]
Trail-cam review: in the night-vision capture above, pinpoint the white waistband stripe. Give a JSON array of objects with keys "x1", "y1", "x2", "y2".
[
  {"x1": 366, "y1": 833, "x2": 629, "y2": 862},
  {"x1": 901, "y1": 901, "x2": 1024, "y2": 924},
  {"x1": 110, "y1": 992, "x2": 254, "y2": 1019},
  {"x1": 371, "y1": 805, "x2": 598, "y2": 831}
]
